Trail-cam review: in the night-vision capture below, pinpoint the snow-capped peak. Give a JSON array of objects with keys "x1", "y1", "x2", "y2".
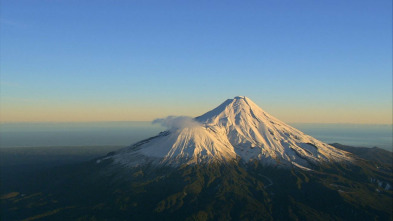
[
  {"x1": 111, "y1": 96, "x2": 352, "y2": 167},
  {"x1": 196, "y1": 96, "x2": 280, "y2": 125}
]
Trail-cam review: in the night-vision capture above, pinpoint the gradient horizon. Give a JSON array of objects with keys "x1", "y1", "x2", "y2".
[{"x1": 1, "y1": 1, "x2": 392, "y2": 124}]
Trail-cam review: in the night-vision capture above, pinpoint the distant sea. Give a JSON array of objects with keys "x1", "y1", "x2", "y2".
[{"x1": 0, "y1": 122, "x2": 391, "y2": 151}]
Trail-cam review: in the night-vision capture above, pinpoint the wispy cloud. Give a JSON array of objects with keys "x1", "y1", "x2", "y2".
[
  {"x1": 0, "y1": 19, "x2": 29, "y2": 28},
  {"x1": 153, "y1": 116, "x2": 201, "y2": 130}
]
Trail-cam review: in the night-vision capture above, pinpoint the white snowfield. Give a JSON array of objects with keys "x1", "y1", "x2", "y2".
[{"x1": 112, "y1": 96, "x2": 353, "y2": 167}]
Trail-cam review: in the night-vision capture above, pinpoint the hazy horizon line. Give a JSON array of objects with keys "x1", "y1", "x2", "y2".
[{"x1": 0, "y1": 120, "x2": 392, "y2": 126}]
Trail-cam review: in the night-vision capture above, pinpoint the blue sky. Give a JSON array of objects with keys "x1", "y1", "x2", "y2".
[{"x1": 1, "y1": 0, "x2": 392, "y2": 123}]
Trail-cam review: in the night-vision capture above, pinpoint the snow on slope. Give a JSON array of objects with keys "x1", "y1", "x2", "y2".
[{"x1": 112, "y1": 96, "x2": 352, "y2": 167}]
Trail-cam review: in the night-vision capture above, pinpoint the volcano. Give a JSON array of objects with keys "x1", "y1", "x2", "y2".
[
  {"x1": 2, "y1": 96, "x2": 392, "y2": 221},
  {"x1": 110, "y1": 96, "x2": 352, "y2": 168}
]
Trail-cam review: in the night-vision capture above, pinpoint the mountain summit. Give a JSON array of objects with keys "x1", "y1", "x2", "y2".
[{"x1": 112, "y1": 96, "x2": 352, "y2": 168}]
